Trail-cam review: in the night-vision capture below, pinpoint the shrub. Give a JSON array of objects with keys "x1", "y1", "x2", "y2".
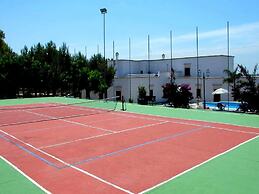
[
  {"x1": 226, "y1": 64, "x2": 259, "y2": 113},
  {"x1": 162, "y1": 83, "x2": 193, "y2": 108},
  {"x1": 138, "y1": 86, "x2": 147, "y2": 105}
]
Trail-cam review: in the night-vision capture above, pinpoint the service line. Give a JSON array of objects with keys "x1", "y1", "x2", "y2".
[
  {"x1": 39, "y1": 121, "x2": 169, "y2": 149},
  {"x1": 0, "y1": 129, "x2": 134, "y2": 194}
]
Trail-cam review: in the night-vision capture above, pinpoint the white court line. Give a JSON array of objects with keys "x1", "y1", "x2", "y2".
[
  {"x1": 23, "y1": 110, "x2": 116, "y2": 133},
  {"x1": 8, "y1": 124, "x2": 73, "y2": 135},
  {"x1": 0, "y1": 112, "x2": 84, "y2": 128},
  {"x1": 122, "y1": 108, "x2": 259, "y2": 129},
  {"x1": 111, "y1": 112, "x2": 167, "y2": 122},
  {"x1": 55, "y1": 104, "x2": 166, "y2": 123},
  {"x1": 0, "y1": 109, "x2": 22, "y2": 114},
  {"x1": 56, "y1": 103, "x2": 252, "y2": 133},
  {"x1": 24, "y1": 108, "x2": 258, "y2": 150},
  {"x1": 63, "y1": 105, "x2": 105, "y2": 113},
  {"x1": 38, "y1": 111, "x2": 258, "y2": 149},
  {"x1": 207, "y1": 125, "x2": 259, "y2": 135},
  {"x1": 111, "y1": 111, "x2": 259, "y2": 135},
  {"x1": 0, "y1": 155, "x2": 51, "y2": 194},
  {"x1": 63, "y1": 119, "x2": 115, "y2": 133},
  {"x1": 68, "y1": 106, "x2": 256, "y2": 133},
  {"x1": 0, "y1": 103, "x2": 57, "y2": 113},
  {"x1": 40, "y1": 121, "x2": 258, "y2": 150},
  {"x1": 39, "y1": 121, "x2": 169, "y2": 149},
  {"x1": 0, "y1": 129, "x2": 134, "y2": 194},
  {"x1": 78, "y1": 116, "x2": 124, "y2": 125},
  {"x1": 139, "y1": 135, "x2": 259, "y2": 194},
  {"x1": 2, "y1": 104, "x2": 256, "y2": 193}
]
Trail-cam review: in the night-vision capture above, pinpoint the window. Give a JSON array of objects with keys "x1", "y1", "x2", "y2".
[
  {"x1": 185, "y1": 67, "x2": 191, "y2": 76},
  {"x1": 184, "y1": 63, "x2": 191, "y2": 76},
  {"x1": 149, "y1": 90, "x2": 153, "y2": 97}
]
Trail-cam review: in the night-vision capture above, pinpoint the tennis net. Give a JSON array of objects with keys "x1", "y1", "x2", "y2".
[{"x1": 0, "y1": 96, "x2": 120, "y2": 127}]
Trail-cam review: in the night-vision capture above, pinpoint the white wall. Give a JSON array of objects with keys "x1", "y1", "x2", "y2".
[
  {"x1": 112, "y1": 55, "x2": 234, "y2": 77},
  {"x1": 107, "y1": 55, "x2": 234, "y2": 103}
]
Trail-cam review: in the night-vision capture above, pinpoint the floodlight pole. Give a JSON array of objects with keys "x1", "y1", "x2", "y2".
[
  {"x1": 129, "y1": 37, "x2": 132, "y2": 101},
  {"x1": 227, "y1": 21, "x2": 230, "y2": 111},
  {"x1": 196, "y1": 26, "x2": 200, "y2": 104},
  {"x1": 113, "y1": 40, "x2": 115, "y2": 65},
  {"x1": 100, "y1": 8, "x2": 107, "y2": 59},
  {"x1": 148, "y1": 35, "x2": 151, "y2": 96},
  {"x1": 203, "y1": 73, "x2": 206, "y2": 109},
  {"x1": 202, "y1": 70, "x2": 210, "y2": 109},
  {"x1": 170, "y1": 30, "x2": 173, "y2": 84}
]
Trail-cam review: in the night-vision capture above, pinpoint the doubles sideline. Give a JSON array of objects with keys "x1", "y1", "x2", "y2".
[
  {"x1": 0, "y1": 129, "x2": 134, "y2": 194},
  {"x1": 0, "y1": 155, "x2": 51, "y2": 194},
  {"x1": 139, "y1": 135, "x2": 259, "y2": 194}
]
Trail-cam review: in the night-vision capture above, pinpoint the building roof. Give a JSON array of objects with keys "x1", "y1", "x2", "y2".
[{"x1": 109, "y1": 55, "x2": 234, "y2": 62}]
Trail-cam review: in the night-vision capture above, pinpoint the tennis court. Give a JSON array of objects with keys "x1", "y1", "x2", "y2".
[{"x1": 0, "y1": 98, "x2": 259, "y2": 194}]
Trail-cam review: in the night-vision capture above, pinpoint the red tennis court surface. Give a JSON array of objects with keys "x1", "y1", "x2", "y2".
[{"x1": 0, "y1": 103, "x2": 258, "y2": 194}]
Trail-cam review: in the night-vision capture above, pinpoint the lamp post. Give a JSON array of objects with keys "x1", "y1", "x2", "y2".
[
  {"x1": 227, "y1": 21, "x2": 230, "y2": 111},
  {"x1": 100, "y1": 8, "x2": 107, "y2": 59},
  {"x1": 202, "y1": 69, "x2": 210, "y2": 109},
  {"x1": 129, "y1": 37, "x2": 132, "y2": 101},
  {"x1": 170, "y1": 30, "x2": 173, "y2": 84},
  {"x1": 148, "y1": 35, "x2": 151, "y2": 96},
  {"x1": 203, "y1": 73, "x2": 206, "y2": 109},
  {"x1": 196, "y1": 27, "x2": 200, "y2": 104}
]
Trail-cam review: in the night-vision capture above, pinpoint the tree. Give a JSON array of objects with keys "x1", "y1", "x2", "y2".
[
  {"x1": 223, "y1": 67, "x2": 242, "y2": 100},
  {"x1": 88, "y1": 70, "x2": 107, "y2": 94},
  {"x1": 70, "y1": 52, "x2": 89, "y2": 97},
  {"x1": 58, "y1": 43, "x2": 71, "y2": 95},
  {"x1": 0, "y1": 53, "x2": 20, "y2": 98},
  {"x1": 0, "y1": 30, "x2": 12, "y2": 55},
  {"x1": 44, "y1": 41, "x2": 60, "y2": 95},
  {"x1": 88, "y1": 54, "x2": 115, "y2": 98},
  {"x1": 236, "y1": 64, "x2": 259, "y2": 112},
  {"x1": 0, "y1": 29, "x2": 19, "y2": 98},
  {"x1": 224, "y1": 64, "x2": 259, "y2": 113},
  {"x1": 0, "y1": 29, "x2": 116, "y2": 99}
]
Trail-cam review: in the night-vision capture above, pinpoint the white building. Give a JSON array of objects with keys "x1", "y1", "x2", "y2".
[{"x1": 107, "y1": 55, "x2": 234, "y2": 103}]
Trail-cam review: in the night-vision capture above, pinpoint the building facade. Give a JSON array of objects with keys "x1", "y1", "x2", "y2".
[{"x1": 107, "y1": 55, "x2": 234, "y2": 103}]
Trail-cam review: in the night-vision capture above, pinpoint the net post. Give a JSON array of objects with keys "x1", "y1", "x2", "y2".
[{"x1": 121, "y1": 96, "x2": 126, "y2": 111}]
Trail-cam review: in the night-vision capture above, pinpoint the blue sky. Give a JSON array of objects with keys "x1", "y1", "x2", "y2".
[{"x1": 1, "y1": 0, "x2": 259, "y2": 70}]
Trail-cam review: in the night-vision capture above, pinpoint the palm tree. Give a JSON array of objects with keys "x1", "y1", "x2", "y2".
[
  {"x1": 237, "y1": 64, "x2": 259, "y2": 112},
  {"x1": 223, "y1": 66, "x2": 242, "y2": 101}
]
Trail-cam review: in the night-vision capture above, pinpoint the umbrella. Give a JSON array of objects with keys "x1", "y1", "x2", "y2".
[{"x1": 212, "y1": 88, "x2": 229, "y2": 95}]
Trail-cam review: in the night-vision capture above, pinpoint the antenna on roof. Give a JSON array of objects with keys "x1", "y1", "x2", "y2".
[
  {"x1": 116, "y1": 52, "x2": 119, "y2": 60},
  {"x1": 162, "y1": 53, "x2": 165, "y2": 59}
]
